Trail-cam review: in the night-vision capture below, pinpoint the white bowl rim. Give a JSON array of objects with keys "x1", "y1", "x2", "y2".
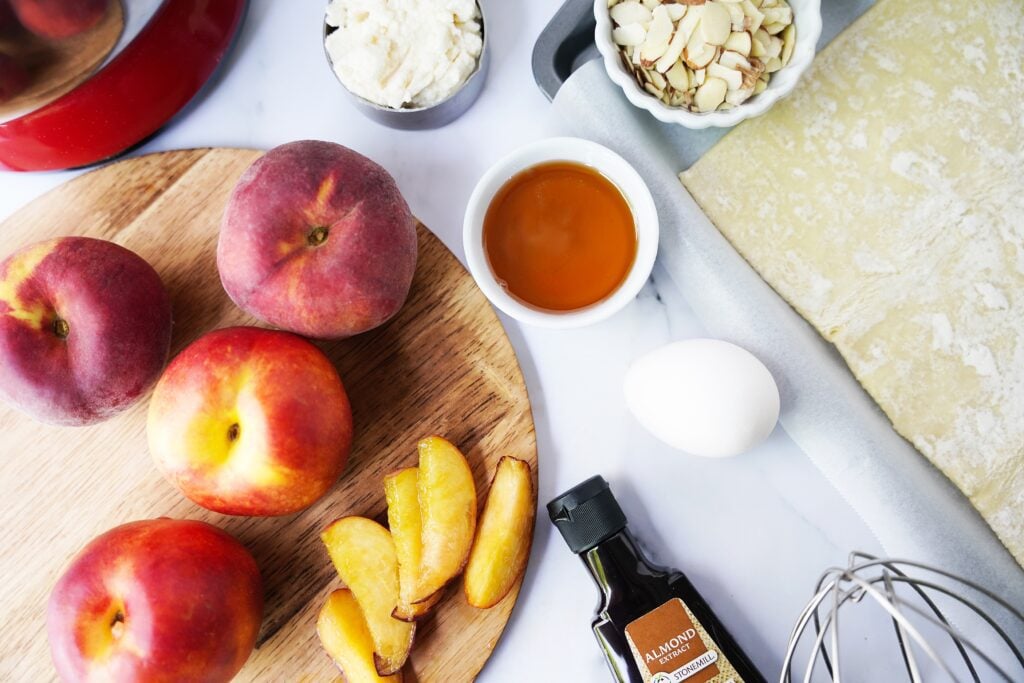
[
  {"x1": 593, "y1": 0, "x2": 823, "y2": 129},
  {"x1": 463, "y1": 137, "x2": 659, "y2": 329}
]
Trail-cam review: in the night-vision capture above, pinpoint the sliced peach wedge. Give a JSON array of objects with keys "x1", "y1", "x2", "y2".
[
  {"x1": 464, "y1": 456, "x2": 535, "y2": 608},
  {"x1": 385, "y1": 467, "x2": 442, "y2": 621},
  {"x1": 321, "y1": 517, "x2": 414, "y2": 676},
  {"x1": 317, "y1": 589, "x2": 402, "y2": 683},
  {"x1": 409, "y1": 436, "x2": 478, "y2": 604}
]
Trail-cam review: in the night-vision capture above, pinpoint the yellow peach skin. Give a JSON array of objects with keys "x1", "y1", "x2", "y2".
[{"x1": 147, "y1": 326, "x2": 352, "y2": 516}]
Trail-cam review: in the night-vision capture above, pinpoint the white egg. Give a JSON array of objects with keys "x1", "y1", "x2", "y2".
[{"x1": 623, "y1": 339, "x2": 780, "y2": 457}]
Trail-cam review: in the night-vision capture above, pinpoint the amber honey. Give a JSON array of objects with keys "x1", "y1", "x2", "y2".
[{"x1": 482, "y1": 161, "x2": 637, "y2": 312}]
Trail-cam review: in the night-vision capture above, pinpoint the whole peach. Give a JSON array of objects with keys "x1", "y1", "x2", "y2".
[
  {"x1": 0, "y1": 237, "x2": 172, "y2": 425},
  {"x1": 47, "y1": 518, "x2": 263, "y2": 683},
  {"x1": 10, "y1": 0, "x2": 106, "y2": 39},
  {"x1": 217, "y1": 140, "x2": 417, "y2": 340},
  {"x1": 147, "y1": 326, "x2": 353, "y2": 516}
]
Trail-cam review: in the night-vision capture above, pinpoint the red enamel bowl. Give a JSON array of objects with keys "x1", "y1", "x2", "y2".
[{"x1": 0, "y1": 0, "x2": 247, "y2": 172}]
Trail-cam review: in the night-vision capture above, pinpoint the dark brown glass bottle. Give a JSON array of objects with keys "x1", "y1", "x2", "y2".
[{"x1": 548, "y1": 476, "x2": 767, "y2": 683}]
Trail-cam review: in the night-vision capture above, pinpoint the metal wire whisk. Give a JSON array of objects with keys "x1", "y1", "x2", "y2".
[{"x1": 781, "y1": 552, "x2": 1024, "y2": 682}]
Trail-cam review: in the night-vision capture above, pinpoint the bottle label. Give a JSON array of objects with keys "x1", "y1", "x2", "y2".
[{"x1": 624, "y1": 598, "x2": 744, "y2": 683}]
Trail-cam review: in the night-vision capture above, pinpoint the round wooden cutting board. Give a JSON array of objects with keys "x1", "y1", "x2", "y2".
[{"x1": 0, "y1": 148, "x2": 537, "y2": 682}]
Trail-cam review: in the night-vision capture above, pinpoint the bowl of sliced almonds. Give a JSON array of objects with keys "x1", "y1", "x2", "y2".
[{"x1": 595, "y1": 0, "x2": 821, "y2": 128}]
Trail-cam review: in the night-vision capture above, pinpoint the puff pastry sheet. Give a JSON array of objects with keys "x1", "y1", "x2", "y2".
[{"x1": 681, "y1": 0, "x2": 1024, "y2": 565}]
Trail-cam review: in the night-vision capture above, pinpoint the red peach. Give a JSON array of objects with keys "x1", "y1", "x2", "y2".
[
  {"x1": 147, "y1": 326, "x2": 353, "y2": 516},
  {"x1": 0, "y1": 237, "x2": 173, "y2": 425},
  {"x1": 47, "y1": 518, "x2": 263, "y2": 683},
  {"x1": 217, "y1": 140, "x2": 417, "y2": 340}
]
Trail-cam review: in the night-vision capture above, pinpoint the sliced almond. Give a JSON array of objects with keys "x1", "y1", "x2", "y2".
[
  {"x1": 753, "y1": 77, "x2": 767, "y2": 94},
  {"x1": 643, "y1": 81, "x2": 664, "y2": 98},
  {"x1": 718, "y1": 49, "x2": 751, "y2": 70},
  {"x1": 780, "y1": 23, "x2": 795, "y2": 66},
  {"x1": 647, "y1": 69, "x2": 667, "y2": 90},
  {"x1": 725, "y1": 86, "x2": 753, "y2": 105},
  {"x1": 764, "y1": 55, "x2": 782, "y2": 72},
  {"x1": 692, "y1": 67, "x2": 706, "y2": 86},
  {"x1": 632, "y1": 65, "x2": 645, "y2": 87},
  {"x1": 694, "y1": 76, "x2": 727, "y2": 111},
  {"x1": 610, "y1": 1, "x2": 653, "y2": 27},
  {"x1": 665, "y1": 61, "x2": 691, "y2": 90},
  {"x1": 750, "y1": 37, "x2": 765, "y2": 57},
  {"x1": 699, "y1": 2, "x2": 732, "y2": 46},
  {"x1": 684, "y1": 23, "x2": 705, "y2": 56},
  {"x1": 642, "y1": 0, "x2": 660, "y2": 8},
  {"x1": 666, "y1": 4, "x2": 688, "y2": 21},
  {"x1": 707, "y1": 61, "x2": 743, "y2": 90},
  {"x1": 613, "y1": 23, "x2": 647, "y2": 46},
  {"x1": 766, "y1": 35, "x2": 783, "y2": 59},
  {"x1": 673, "y1": 5, "x2": 703, "y2": 45},
  {"x1": 639, "y1": 5, "x2": 674, "y2": 64},
  {"x1": 740, "y1": 0, "x2": 765, "y2": 33},
  {"x1": 684, "y1": 43, "x2": 717, "y2": 69},
  {"x1": 754, "y1": 27, "x2": 771, "y2": 49},
  {"x1": 670, "y1": 89, "x2": 690, "y2": 107},
  {"x1": 763, "y1": 6, "x2": 792, "y2": 27},
  {"x1": 684, "y1": 21, "x2": 720, "y2": 69},
  {"x1": 723, "y1": 30, "x2": 751, "y2": 55},
  {"x1": 725, "y1": 2, "x2": 745, "y2": 28},
  {"x1": 655, "y1": 21, "x2": 690, "y2": 72}
]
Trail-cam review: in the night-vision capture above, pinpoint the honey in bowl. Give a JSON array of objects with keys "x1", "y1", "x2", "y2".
[{"x1": 482, "y1": 161, "x2": 637, "y2": 312}]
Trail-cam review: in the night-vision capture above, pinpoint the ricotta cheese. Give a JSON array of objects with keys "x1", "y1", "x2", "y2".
[{"x1": 325, "y1": 0, "x2": 483, "y2": 110}]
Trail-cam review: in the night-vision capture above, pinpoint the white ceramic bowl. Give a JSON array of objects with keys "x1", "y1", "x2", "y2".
[
  {"x1": 463, "y1": 137, "x2": 658, "y2": 329},
  {"x1": 594, "y1": 0, "x2": 822, "y2": 129}
]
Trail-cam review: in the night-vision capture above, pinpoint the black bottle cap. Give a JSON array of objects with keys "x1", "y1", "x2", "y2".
[{"x1": 547, "y1": 475, "x2": 628, "y2": 554}]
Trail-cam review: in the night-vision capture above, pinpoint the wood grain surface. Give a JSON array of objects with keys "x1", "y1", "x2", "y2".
[
  {"x1": 0, "y1": 0, "x2": 123, "y2": 122},
  {"x1": 0, "y1": 148, "x2": 538, "y2": 682}
]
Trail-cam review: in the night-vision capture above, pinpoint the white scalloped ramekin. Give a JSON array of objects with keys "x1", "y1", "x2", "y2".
[{"x1": 594, "y1": 0, "x2": 822, "y2": 129}]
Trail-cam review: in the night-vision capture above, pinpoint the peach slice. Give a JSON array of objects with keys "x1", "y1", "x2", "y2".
[
  {"x1": 464, "y1": 457, "x2": 535, "y2": 608},
  {"x1": 411, "y1": 436, "x2": 477, "y2": 604},
  {"x1": 321, "y1": 518, "x2": 414, "y2": 676},
  {"x1": 317, "y1": 589, "x2": 402, "y2": 683},
  {"x1": 385, "y1": 467, "x2": 442, "y2": 621}
]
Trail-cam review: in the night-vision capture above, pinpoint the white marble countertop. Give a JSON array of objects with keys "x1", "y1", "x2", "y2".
[{"x1": 0, "y1": 1, "x2": 882, "y2": 680}]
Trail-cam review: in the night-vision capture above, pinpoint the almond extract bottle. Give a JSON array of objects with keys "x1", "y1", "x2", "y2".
[{"x1": 548, "y1": 476, "x2": 767, "y2": 683}]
